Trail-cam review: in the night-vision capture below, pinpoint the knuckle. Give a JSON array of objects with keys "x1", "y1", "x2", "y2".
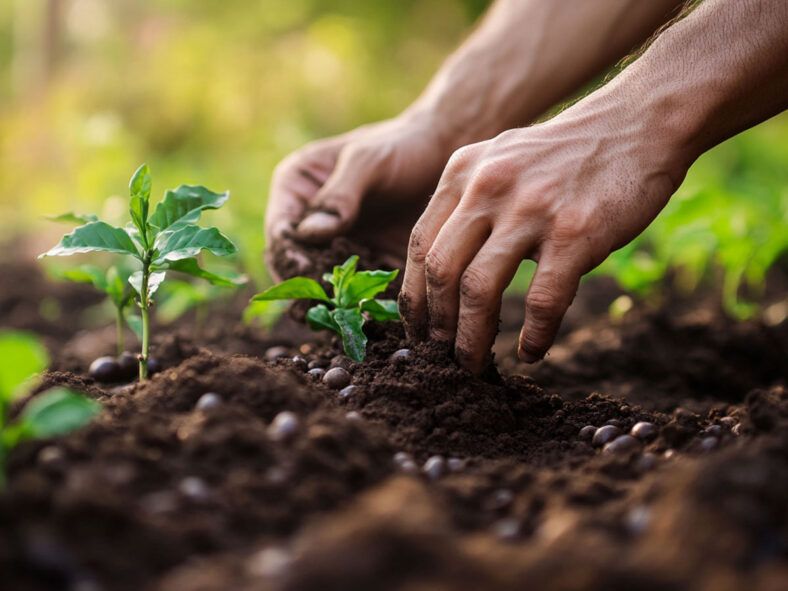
[
  {"x1": 407, "y1": 225, "x2": 428, "y2": 264},
  {"x1": 424, "y1": 249, "x2": 452, "y2": 288},
  {"x1": 459, "y1": 267, "x2": 492, "y2": 308},
  {"x1": 525, "y1": 287, "x2": 559, "y2": 320},
  {"x1": 446, "y1": 146, "x2": 473, "y2": 172}
]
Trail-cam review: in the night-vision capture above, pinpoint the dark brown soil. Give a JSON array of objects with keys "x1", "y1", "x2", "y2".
[{"x1": 1, "y1": 248, "x2": 787, "y2": 591}]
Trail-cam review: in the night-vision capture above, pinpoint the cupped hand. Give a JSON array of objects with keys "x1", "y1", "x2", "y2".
[
  {"x1": 265, "y1": 112, "x2": 456, "y2": 280},
  {"x1": 399, "y1": 98, "x2": 687, "y2": 374}
]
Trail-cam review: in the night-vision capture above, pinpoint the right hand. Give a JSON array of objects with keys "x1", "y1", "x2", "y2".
[{"x1": 264, "y1": 112, "x2": 455, "y2": 280}]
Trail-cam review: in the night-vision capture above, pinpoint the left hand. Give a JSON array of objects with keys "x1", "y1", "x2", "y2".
[{"x1": 398, "y1": 95, "x2": 688, "y2": 374}]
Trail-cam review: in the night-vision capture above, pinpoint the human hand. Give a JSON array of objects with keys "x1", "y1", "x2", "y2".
[
  {"x1": 265, "y1": 112, "x2": 456, "y2": 280},
  {"x1": 399, "y1": 95, "x2": 688, "y2": 374}
]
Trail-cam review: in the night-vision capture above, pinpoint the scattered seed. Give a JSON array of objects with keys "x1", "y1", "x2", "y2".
[
  {"x1": 489, "y1": 489, "x2": 514, "y2": 510},
  {"x1": 268, "y1": 411, "x2": 300, "y2": 442},
  {"x1": 603, "y1": 434, "x2": 640, "y2": 455},
  {"x1": 732, "y1": 423, "x2": 742, "y2": 436},
  {"x1": 699, "y1": 436, "x2": 719, "y2": 451},
  {"x1": 265, "y1": 346, "x2": 290, "y2": 361},
  {"x1": 117, "y1": 352, "x2": 138, "y2": 378},
  {"x1": 719, "y1": 417, "x2": 736, "y2": 428},
  {"x1": 423, "y1": 455, "x2": 446, "y2": 481},
  {"x1": 338, "y1": 385, "x2": 357, "y2": 400},
  {"x1": 290, "y1": 356, "x2": 308, "y2": 372},
  {"x1": 307, "y1": 359, "x2": 327, "y2": 370},
  {"x1": 578, "y1": 425, "x2": 596, "y2": 441},
  {"x1": 620, "y1": 405, "x2": 630, "y2": 414},
  {"x1": 247, "y1": 547, "x2": 291, "y2": 578},
  {"x1": 630, "y1": 421, "x2": 658, "y2": 441},
  {"x1": 330, "y1": 355, "x2": 353, "y2": 370},
  {"x1": 307, "y1": 368, "x2": 326, "y2": 379},
  {"x1": 393, "y1": 451, "x2": 413, "y2": 466},
  {"x1": 626, "y1": 505, "x2": 651, "y2": 535},
  {"x1": 345, "y1": 411, "x2": 362, "y2": 422},
  {"x1": 89, "y1": 356, "x2": 120, "y2": 383},
  {"x1": 592, "y1": 425, "x2": 621, "y2": 447},
  {"x1": 178, "y1": 477, "x2": 210, "y2": 501},
  {"x1": 398, "y1": 459, "x2": 419, "y2": 475},
  {"x1": 703, "y1": 424, "x2": 723, "y2": 437},
  {"x1": 147, "y1": 356, "x2": 162, "y2": 375},
  {"x1": 195, "y1": 392, "x2": 222, "y2": 411},
  {"x1": 448, "y1": 457, "x2": 467, "y2": 472},
  {"x1": 606, "y1": 419, "x2": 623, "y2": 428},
  {"x1": 491, "y1": 517, "x2": 521, "y2": 541},
  {"x1": 635, "y1": 452, "x2": 657, "y2": 472},
  {"x1": 323, "y1": 367, "x2": 351, "y2": 389},
  {"x1": 37, "y1": 446, "x2": 65, "y2": 467},
  {"x1": 389, "y1": 349, "x2": 412, "y2": 362},
  {"x1": 663, "y1": 449, "x2": 676, "y2": 459}
]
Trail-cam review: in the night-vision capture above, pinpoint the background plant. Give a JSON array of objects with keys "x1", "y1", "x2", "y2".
[
  {"x1": 40, "y1": 164, "x2": 244, "y2": 379},
  {"x1": 2, "y1": 2, "x2": 786, "y2": 311},
  {"x1": 0, "y1": 331, "x2": 100, "y2": 487},
  {"x1": 251, "y1": 256, "x2": 399, "y2": 361}
]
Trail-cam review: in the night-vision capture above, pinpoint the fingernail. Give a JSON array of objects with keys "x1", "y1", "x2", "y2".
[
  {"x1": 296, "y1": 211, "x2": 341, "y2": 240},
  {"x1": 518, "y1": 349, "x2": 541, "y2": 364}
]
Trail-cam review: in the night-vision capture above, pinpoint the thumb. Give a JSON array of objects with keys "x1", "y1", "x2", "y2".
[{"x1": 295, "y1": 146, "x2": 378, "y2": 243}]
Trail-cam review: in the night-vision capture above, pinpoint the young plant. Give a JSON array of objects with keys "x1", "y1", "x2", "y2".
[
  {"x1": 0, "y1": 331, "x2": 100, "y2": 487},
  {"x1": 40, "y1": 164, "x2": 240, "y2": 379},
  {"x1": 251, "y1": 256, "x2": 400, "y2": 361}
]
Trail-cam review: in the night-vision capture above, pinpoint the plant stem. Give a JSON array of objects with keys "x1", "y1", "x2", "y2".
[
  {"x1": 139, "y1": 253, "x2": 152, "y2": 380},
  {"x1": 116, "y1": 307, "x2": 124, "y2": 357}
]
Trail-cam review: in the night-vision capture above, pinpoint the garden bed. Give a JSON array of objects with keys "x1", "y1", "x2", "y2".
[{"x1": 1, "y1": 240, "x2": 787, "y2": 591}]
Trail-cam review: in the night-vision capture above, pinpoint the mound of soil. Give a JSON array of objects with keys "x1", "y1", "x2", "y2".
[{"x1": 0, "y1": 248, "x2": 786, "y2": 591}]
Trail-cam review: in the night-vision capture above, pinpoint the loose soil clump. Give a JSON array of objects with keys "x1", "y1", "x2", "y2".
[{"x1": 0, "y1": 252, "x2": 786, "y2": 591}]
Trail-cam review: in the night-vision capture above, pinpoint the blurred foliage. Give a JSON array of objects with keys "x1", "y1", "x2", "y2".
[{"x1": 1, "y1": 0, "x2": 786, "y2": 317}]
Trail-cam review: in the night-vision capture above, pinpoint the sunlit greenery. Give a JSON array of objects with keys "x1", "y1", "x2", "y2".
[{"x1": 1, "y1": 1, "x2": 786, "y2": 316}]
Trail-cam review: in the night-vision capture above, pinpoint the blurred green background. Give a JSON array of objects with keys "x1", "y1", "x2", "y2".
[{"x1": 1, "y1": 0, "x2": 786, "y2": 316}]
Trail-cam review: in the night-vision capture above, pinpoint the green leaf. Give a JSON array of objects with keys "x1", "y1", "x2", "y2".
[
  {"x1": 161, "y1": 258, "x2": 247, "y2": 287},
  {"x1": 39, "y1": 222, "x2": 141, "y2": 259},
  {"x1": 251, "y1": 277, "x2": 329, "y2": 302},
  {"x1": 19, "y1": 388, "x2": 100, "y2": 439},
  {"x1": 243, "y1": 300, "x2": 288, "y2": 329},
  {"x1": 59, "y1": 265, "x2": 109, "y2": 293},
  {"x1": 129, "y1": 164, "x2": 152, "y2": 237},
  {"x1": 45, "y1": 212, "x2": 99, "y2": 225},
  {"x1": 306, "y1": 304, "x2": 339, "y2": 332},
  {"x1": 341, "y1": 269, "x2": 399, "y2": 307},
  {"x1": 124, "y1": 311, "x2": 143, "y2": 338},
  {"x1": 328, "y1": 256, "x2": 358, "y2": 297},
  {"x1": 104, "y1": 266, "x2": 132, "y2": 309},
  {"x1": 156, "y1": 281, "x2": 205, "y2": 323},
  {"x1": 148, "y1": 185, "x2": 229, "y2": 233},
  {"x1": 153, "y1": 226, "x2": 237, "y2": 264},
  {"x1": 129, "y1": 271, "x2": 166, "y2": 299},
  {"x1": 332, "y1": 307, "x2": 367, "y2": 362},
  {"x1": 0, "y1": 332, "x2": 49, "y2": 402},
  {"x1": 360, "y1": 298, "x2": 400, "y2": 321}
]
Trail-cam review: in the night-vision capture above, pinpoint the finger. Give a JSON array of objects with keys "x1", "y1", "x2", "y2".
[
  {"x1": 454, "y1": 229, "x2": 535, "y2": 375},
  {"x1": 295, "y1": 146, "x2": 379, "y2": 243},
  {"x1": 519, "y1": 247, "x2": 584, "y2": 363},
  {"x1": 424, "y1": 206, "x2": 490, "y2": 341},
  {"x1": 399, "y1": 147, "x2": 476, "y2": 341}
]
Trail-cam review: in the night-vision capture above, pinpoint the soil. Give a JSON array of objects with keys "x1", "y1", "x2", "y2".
[{"x1": 1, "y1": 241, "x2": 787, "y2": 591}]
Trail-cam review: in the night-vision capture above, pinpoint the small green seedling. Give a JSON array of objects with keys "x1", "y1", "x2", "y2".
[
  {"x1": 40, "y1": 164, "x2": 241, "y2": 379},
  {"x1": 0, "y1": 331, "x2": 100, "y2": 487},
  {"x1": 251, "y1": 256, "x2": 400, "y2": 361}
]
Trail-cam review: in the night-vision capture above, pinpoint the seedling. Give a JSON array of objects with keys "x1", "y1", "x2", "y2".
[
  {"x1": 251, "y1": 256, "x2": 400, "y2": 361},
  {"x1": 40, "y1": 164, "x2": 241, "y2": 379},
  {"x1": 0, "y1": 331, "x2": 100, "y2": 487}
]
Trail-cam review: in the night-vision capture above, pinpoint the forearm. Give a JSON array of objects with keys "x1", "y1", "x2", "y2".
[
  {"x1": 405, "y1": 0, "x2": 683, "y2": 151},
  {"x1": 595, "y1": 0, "x2": 788, "y2": 179}
]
